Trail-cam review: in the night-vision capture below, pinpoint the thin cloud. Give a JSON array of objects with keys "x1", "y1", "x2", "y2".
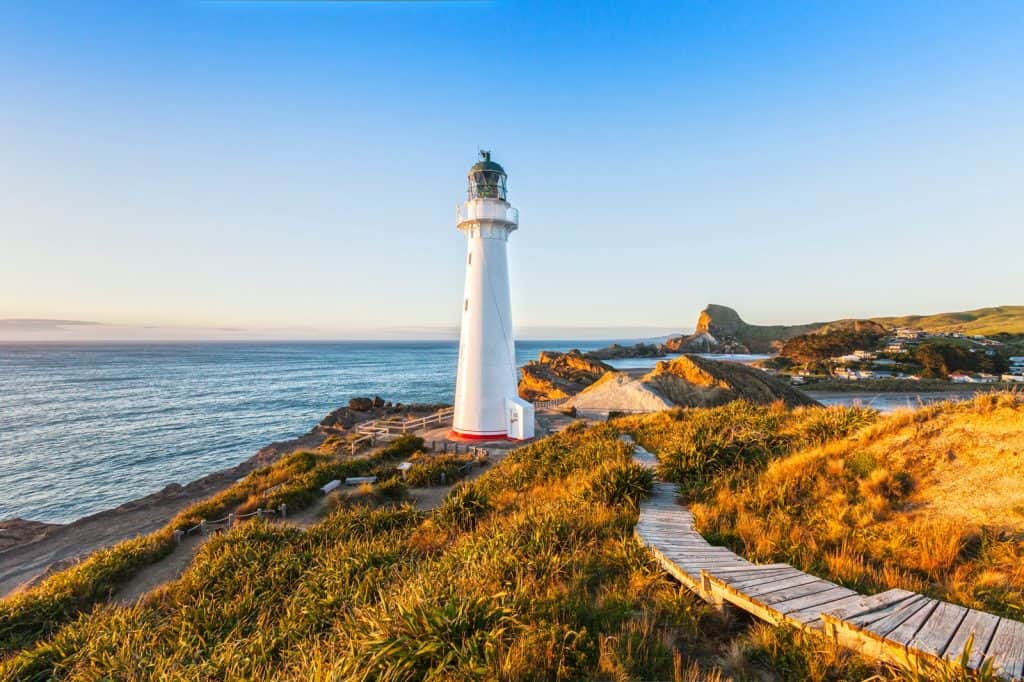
[{"x1": 0, "y1": 319, "x2": 102, "y2": 330}]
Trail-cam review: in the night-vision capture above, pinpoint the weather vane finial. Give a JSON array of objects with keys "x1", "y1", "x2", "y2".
[{"x1": 480, "y1": 149, "x2": 491, "y2": 161}]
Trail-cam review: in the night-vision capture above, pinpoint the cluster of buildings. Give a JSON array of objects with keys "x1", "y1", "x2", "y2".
[
  {"x1": 815, "y1": 328, "x2": 1021, "y2": 384},
  {"x1": 1004, "y1": 356, "x2": 1024, "y2": 383},
  {"x1": 832, "y1": 367, "x2": 916, "y2": 381}
]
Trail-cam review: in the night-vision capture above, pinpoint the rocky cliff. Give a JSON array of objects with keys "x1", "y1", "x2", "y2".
[
  {"x1": 518, "y1": 350, "x2": 612, "y2": 401},
  {"x1": 665, "y1": 304, "x2": 825, "y2": 354}
]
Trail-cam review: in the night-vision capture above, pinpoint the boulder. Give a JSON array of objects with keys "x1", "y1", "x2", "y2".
[{"x1": 348, "y1": 397, "x2": 374, "y2": 412}]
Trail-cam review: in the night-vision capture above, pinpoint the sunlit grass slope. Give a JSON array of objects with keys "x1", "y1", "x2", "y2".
[
  {"x1": 2, "y1": 417, "x2": 892, "y2": 681},
  {"x1": 680, "y1": 394, "x2": 1024, "y2": 619}
]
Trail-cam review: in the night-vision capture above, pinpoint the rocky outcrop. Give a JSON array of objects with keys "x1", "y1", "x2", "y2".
[
  {"x1": 518, "y1": 350, "x2": 612, "y2": 402},
  {"x1": 664, "y1": 304, "x2": 825, "y2": 354},
  {"x1": 0, "y1": 519, "x2": 58, "y2": 553},
  {"x1": 564, "y1": 354, "x2": 818, "y2": 413},
  {"x1": 643, "y1": 355, "x2": 817, "y2": 407},
  {"x1": 585, "y1": 342, "x2": 664, "y2": 361},
  {"x1": 318, "y1": 399, "x2": 448, "y2": 431}
]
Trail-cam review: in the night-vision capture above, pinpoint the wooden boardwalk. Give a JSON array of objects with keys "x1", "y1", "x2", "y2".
[{"x1": 627, "y1": 437, "x2": 1024, "y2": 680}]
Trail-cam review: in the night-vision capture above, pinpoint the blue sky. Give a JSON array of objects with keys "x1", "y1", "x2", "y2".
[{"x1": 1, "y1": 1, "x2": 1021, "y2": 339}]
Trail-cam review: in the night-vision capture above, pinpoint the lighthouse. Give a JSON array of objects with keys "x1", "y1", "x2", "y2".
[{"x1": 452, "y1": 151, "x2": 535, "y2": 441}]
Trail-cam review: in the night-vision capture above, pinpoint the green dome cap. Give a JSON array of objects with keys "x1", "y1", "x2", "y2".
[{"x1": 468, "y1": 150, "x2": 506, "y2": 176}]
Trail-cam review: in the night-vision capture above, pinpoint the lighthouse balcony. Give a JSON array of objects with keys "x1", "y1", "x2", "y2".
[{"x1": 457, "y1": 200, "x2": 519, "y2": 227}]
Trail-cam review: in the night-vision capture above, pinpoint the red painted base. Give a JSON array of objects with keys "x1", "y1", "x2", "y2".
[{"x1": 449, "y1": 429, "x2": 511, "y2": 442}]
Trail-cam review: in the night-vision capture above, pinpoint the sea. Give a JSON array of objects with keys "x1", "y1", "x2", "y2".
[
  {"x1": 0, "y1": 340, "x2": 611, "y2": 524},
  {"x1": 0, "y1": 342, "x2": 982, "y2": 524}
]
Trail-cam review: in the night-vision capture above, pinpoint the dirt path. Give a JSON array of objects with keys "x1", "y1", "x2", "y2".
[
  {"x1": 109, "y1": 448, "x2": 513, "y2": 605},
  {"x1": 113, "y1": 534, "x2": 209, "y2": 606},
  {"x1": 0, "y1": 431, "x2": 325, "y2": 599},
  {"x1": 406, "y1": 448, "x2": 509, "y2": 510}
]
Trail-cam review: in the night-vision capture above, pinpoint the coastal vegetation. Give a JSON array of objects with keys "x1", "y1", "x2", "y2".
[
  {"x1": 1, "y1": 406, "x2": 888, "y2": 681},
  {"x1": 780, "y1": 327, "x2": 885, "y2": 364},
  {"x1": 3, "y1": 395, "x2": 1023, "y2": 679},
  {"x1": 0, "y1": 434, "x2": 426, "y2": 658},
  {"x1": 687, "y1": 393, "x2": 1024, "y2": 620}
]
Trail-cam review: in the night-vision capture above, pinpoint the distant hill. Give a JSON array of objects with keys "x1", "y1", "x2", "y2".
[
  {"x1": 869, "y1": 305, "x2": 1024, "y2": 335},
  {"x1": 665, "y1": 304, "x2": 1024, "y2": 353}
]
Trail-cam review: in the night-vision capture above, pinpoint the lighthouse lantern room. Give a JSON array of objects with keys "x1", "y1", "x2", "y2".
[{"x1": 452, "y1": 152, "x2": 535, "y2": 441}]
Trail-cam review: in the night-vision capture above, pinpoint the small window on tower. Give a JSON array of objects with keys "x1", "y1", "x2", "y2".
[
  {"x1": 468, "y1": 253, "x2": 472, "y2": 265},
  {"x1": 464, "y1": 299, "x2": 469, "y2": 311}
]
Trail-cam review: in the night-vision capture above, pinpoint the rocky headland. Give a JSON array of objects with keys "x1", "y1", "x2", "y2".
[{"x1": 517, "y1": 350, "x2": 611, "y2": 401}]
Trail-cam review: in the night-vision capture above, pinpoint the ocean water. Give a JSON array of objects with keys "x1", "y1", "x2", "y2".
[{"x1": 0, "y1": 340, "x2": 609, "y2": 524}]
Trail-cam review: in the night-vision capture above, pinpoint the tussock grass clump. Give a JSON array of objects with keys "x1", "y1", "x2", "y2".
[
  {"x1": 402, "y1": 452, "x2": 474, "y2": 487},
  {"x1": 585, "y1": 461, "x2": 654, "y2": 508},
  {"x1": 434, "y1": 483, "x2": 491, "y2": 532},
  {"x1": 382, "y1": 434, "x2": 425, "y2": 459}
]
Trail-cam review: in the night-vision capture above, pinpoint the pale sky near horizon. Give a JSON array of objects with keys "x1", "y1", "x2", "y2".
[{"x1": 1, "y1": 1, "x2": 1021, "y2": 340}]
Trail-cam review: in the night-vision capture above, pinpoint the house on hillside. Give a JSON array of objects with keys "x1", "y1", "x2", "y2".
[
  {"x1": 894, "y1": 328, "x2": 926, "y2": 341},
  {"x1": 951, "y1": 372, "x2": 999, "y2": 384}
]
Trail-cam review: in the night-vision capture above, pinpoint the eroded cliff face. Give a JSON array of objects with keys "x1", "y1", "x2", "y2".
[{"x1": 518, "y1": 350, "x2": 612, "y2": 401}]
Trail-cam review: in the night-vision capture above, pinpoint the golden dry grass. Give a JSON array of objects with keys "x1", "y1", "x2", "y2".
[{"x1": 691, "y1": 393, "x2": 1024, "y2": 617}]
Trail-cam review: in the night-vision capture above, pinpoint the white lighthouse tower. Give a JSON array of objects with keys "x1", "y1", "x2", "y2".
[{"x1": 452, "y1": 151, "x2": 535, "y2": 441}]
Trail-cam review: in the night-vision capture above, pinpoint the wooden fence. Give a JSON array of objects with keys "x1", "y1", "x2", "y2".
[
  {"x1": 174, "y1": 503, "x2": 288, "y2": 543},
  {"x1": 350, "y1": 407, "x2": 455, "y2": 454},
  {"x1": 533, "y1": 397, "x2": 570, "y2": 409}
]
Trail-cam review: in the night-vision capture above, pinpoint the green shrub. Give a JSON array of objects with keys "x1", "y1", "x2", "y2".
[
  {"x1": 403, "y1": 454, "x2": 471, "y2": 487},
  {"x1": 381, "y1": 434, "x2": 424, "y2": 459},
  {"x1": 377, "y1": 476, "x2": 408, "y2": 501}
]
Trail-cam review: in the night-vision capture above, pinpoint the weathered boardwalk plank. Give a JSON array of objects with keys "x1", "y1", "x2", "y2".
[
  {"x1": 987, "y1": 619, "x2": 1024, "y2": 680},
  {"x1": 945, "y1": 609, "x2": 1001, "y2": 668},
  {"x1": 629, "y1": 440, "x2": 1024, "y2": 681}
]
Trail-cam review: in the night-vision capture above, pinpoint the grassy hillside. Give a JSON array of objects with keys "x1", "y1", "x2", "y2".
[
  {"x1": 4, "y1": 397, "x2": 1021, "y2": 680},
  {"x1": 1, "y1": 408, "x2": 893, "y2": 681},
  {"x1": 870, "y1": 306, "x2": 1024, "y2": 335},
  {"x1": 677, "y1": 394, "x2": 1024, "y2": 620}
]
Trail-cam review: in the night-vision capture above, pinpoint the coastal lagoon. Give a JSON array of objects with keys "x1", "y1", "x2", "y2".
[{"x1": 0, "y1": 340, "x2": 613, "y2": 523}]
